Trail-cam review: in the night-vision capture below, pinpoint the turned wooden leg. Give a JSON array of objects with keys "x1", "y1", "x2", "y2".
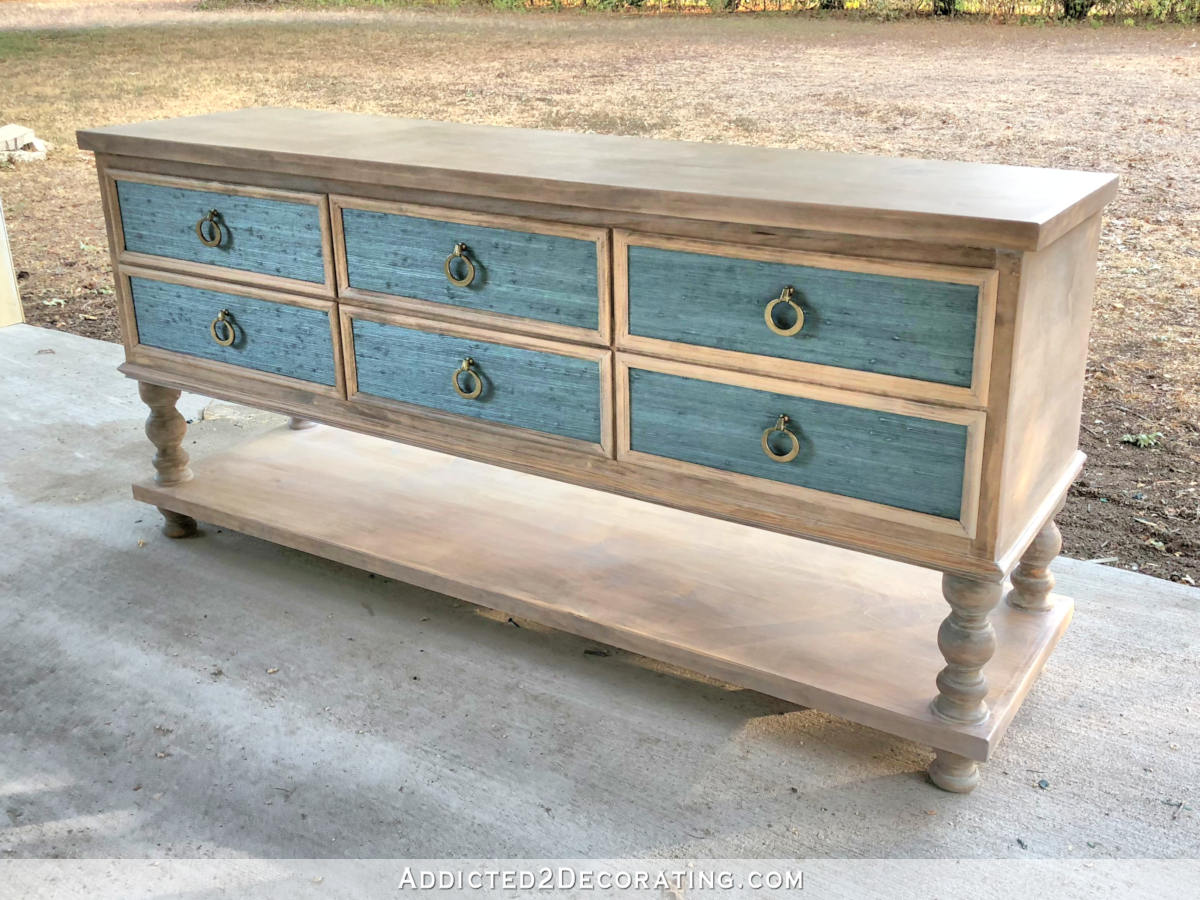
[
  {"x1": 928, "y1": 749, "x2": 980, "y2": 794},
  {"x1": 287, "y1": 416, "x2": 318, "y2": 430},
  {"x1": 927, "y1": 574, "x2": 1001, "y2": 792},
  {"x1": 1007, "y1": 519, "x2": 1061, "y2": 612},
  {"x1": 138, "y1": 381, "x2": 197, "y2": 538},
  {"x1": 931, "y1": 574, "x2": 1001, "y2": 725}
]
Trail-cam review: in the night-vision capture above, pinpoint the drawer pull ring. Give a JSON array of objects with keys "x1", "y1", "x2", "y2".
[
  {"x1": 209, "y1": 309, "x2": 237, "y2": 347},
  {"x1": 195, "y1": 209, "x2": 224, "y2": 248},
  {"x1": 761, "y1": 414, "x2": 800, "y2": 463},
  {"x1": 452, "y1": 357, "x2": 483, "y2": 400},
  {"x1": 444, "y1": 242, "x2": 477, "y2": 287},
  {"x1": 764, "y1": 286, "x2": 804, "y2": 337}
]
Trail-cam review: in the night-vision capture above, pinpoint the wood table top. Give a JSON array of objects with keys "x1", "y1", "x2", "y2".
[{"x1": 79, "y1": 107, "x2": 1118, "y2": 251}]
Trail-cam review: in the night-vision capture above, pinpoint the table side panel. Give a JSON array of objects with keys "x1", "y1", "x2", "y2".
[{"x1": 994, "y1": 213, "x2": 1104, "y2": 561}]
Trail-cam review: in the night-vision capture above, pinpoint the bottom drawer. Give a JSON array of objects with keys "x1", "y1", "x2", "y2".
[
  {"x1": 346, "y1": 310, "x2": 608, "y2": 447},
  {"x1": 624, "y1": 362, "x2": 974, "y2": 521},
  {"x1": 127, "y1": 272, "x2": 338, "y2": 387}
]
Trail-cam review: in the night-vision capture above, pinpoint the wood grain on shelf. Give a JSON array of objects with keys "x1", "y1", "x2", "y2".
[{"x1": 133, "y1": 425, "x2": 1074, "y2": 762}]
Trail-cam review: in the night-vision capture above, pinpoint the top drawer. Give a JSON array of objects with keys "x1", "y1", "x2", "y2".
[
  {"x1": 110, "y1": 172, "x2": 333, "y2": 294},
  {"x1": 617, "y1": 232, "x2": 996, "y2": 405},
  {"x1": 334, "y1": 199, "x2": 609, "y2": 343}
]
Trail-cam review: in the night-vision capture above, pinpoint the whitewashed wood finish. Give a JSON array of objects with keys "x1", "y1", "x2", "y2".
[
  {"x1": 118, "y1": 265, "x2": 347, "y2": 401},
  {"x1": 614, "y1": 230, "x2": 998, "y2": 408},
  {"x1": 83, "y1": 112, "x2": 1116, "y2": 794},
  {"x1": 932, "y1": 575, "x2": 1003, "y2": 725},
  {"x1": 98, "y1": 151, "x2": 1004, "y2": 269},
  {"x1": 340, "y1": 305, "x2": 616, "y2": 459},
  {"x1": 331, "y1": 196, "x2": 612, "y2": 346},
  {"x1": 103, "y1": 169, "x2": 336, "y2": 297},
  {"x1": 132, "y1": 426, "x2": 1075, "y2": 764},
  {"x1": 120, "y1": 355, "x2": 998, "y2": 579},
  {"x1": 92, "y1": 150, "x2": 1104, "y2": 577},
  {"x1": 615, "y1": 353, "x2": 986, "y2": 541},
  {"x1": 78, "y1": 109, "x2": 1118, "y2": 250},
  {"x1": 928, "y1": 750, "x2": 981, "y2": 793},
  {"x1": 137, "y1": 381, "x2": 197, "y2": 538},
  {"x1": 1007, "y1": 519, "x2": 1062, "y2": 612}
]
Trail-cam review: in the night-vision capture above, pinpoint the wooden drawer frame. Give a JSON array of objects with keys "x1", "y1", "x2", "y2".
[
  {"x1": 339, "y1": 304, "x2": 615, "y2": 460},
  {"x1": 616, "y1": 353, "x2": 985, "y2": 540},
  {"x1": 103, "y1": 170, "x2": 336, "y2": 298},
  {"x1": 118, "y1": 265, "x2": 345, "y2": 401},
  {"x1": 331, "y1": 197, "x2": 613, "y2": 347},
  {"x1": 91, "y1": 157, "x2": 1096, "y2": 577},
  {"x1": 614, "y1": 230, "x2": 998, "y2": 408}
]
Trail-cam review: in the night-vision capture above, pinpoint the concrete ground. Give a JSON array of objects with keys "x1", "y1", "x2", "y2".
[{"x1": 1, "y1": 324, "x2": 1197, "y2": 870}]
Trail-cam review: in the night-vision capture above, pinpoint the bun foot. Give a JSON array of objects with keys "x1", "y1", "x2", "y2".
[
  {"x1": 928, "y1": 750, "x2": 980, "y2": 793},
  {"x1": 159, "y1": 507, "x2": 198, "y2": 539}
]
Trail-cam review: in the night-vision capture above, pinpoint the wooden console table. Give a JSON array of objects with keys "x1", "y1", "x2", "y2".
[{"x1": 79, "y1": 109, "x2": 1117, "y2": 792}]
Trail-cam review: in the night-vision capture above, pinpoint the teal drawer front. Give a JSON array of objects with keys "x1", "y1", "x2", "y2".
[
  {"x1": 116, "y1": 180, "x2": 327, "y2": 285},
  {"x1": 130, "y1": 277, "x2": 337, "y2": 386},
  {"x1": 351, "y1": 318, "x2": 603, "y2": 444},
  {"x1": 628, "y1": 368, "x2": 967, "y2": 519},
  {"x1": 341, "y1": 206, "x2": 602, "y2": 331},
  {"x1": 626, "y1": 243, "x2": 981, "y2": 387}
]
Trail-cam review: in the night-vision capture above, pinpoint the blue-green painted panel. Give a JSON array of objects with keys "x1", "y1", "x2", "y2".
[
  {"x1": 130, "y1": 277, "x2": 336, "y2": 386},
  {"x1": 352, "y1": 319, "x2": 603, "y2": 443},
  {"x1": 627, "y1": 245, "x2": 980, "y2": 387},
  {"x1": 629, "y1": 368, "x2": 966, "y2": 518},
  {"x1": 342, "y1": 208, "x2": 600, "y2": 329},
  {"x1": 117, "y1": 180, "x2": 326, "y2": 284}
]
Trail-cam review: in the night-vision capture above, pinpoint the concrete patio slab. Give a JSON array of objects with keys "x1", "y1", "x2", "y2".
[{"x1": 1, "y1": 324, "x2": 1197, "y2": 866}]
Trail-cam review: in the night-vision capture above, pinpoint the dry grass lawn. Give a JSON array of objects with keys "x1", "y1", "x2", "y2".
[{"x1": 2, "y1": 2, "x2": 1197, "y2": 581}]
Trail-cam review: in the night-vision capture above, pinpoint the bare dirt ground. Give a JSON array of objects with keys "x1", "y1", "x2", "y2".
[{"x1": 2, "y1": 2, "x2": 1197, "y2": 582}]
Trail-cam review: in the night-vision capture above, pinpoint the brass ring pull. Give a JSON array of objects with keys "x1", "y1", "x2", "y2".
[
  {"x1": 209, "y1": 309, "x2": 237, "y2": 347},
  {"x1": 452, "y1": 357, "x2": 483, "y2": 400},
  {"x1": 195, "y1": 209, "x2": 223, "y2": 248},
  {"x1": 764, "y1": 285, "x2": 804, "y2": 337},
  {"x1": 444, "y1": 242, "x2": 476, "y2": 287},
  {"x1": 761, "y1": 414, "x2": 800, "y2": 463}
]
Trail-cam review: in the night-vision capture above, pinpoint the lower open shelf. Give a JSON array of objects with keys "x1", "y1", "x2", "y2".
[{"x1": 134, "y1": 425, "x2": 1072, "y2": 762}]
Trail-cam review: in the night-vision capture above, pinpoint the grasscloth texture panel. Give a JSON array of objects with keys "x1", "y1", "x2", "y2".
[
  {"x1": 129, "y1": 277, "x2": 336, "y2": 385},
  {"x1": 351, "y1": 318, "x2": 603, "y2": 444},
  {"x1": 628, "y1": 368, "x2": 967, "y2": 518},
  {"x1": 627, "y1": 244, "x2": 980, "y2": 387},
  {"x1": 117, "y1": 180, "x2": 327, "y2": 284},
  {"x1": 341, "y1": 208, "x2": 600, "y2": 329}
]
